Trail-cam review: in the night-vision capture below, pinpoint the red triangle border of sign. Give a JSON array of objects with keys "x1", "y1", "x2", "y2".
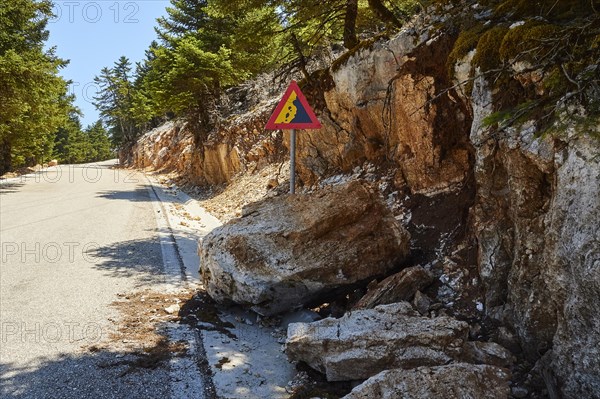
[{"x1": 265, "y1": 80, "x2": 322, "y2": 130}]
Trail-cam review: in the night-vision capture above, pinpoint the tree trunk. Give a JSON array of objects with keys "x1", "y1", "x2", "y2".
[
  {"x1": 1, "y1": 138, "x2": 12, "y2": 175},
  {"x1": 291, "y1": 33, "x2": 310, "y2": 80},
  {"x1": 343, "y1": 0, "x2": 359, "y2": 49},
  {"x1": 368, "y1": 0, "x2": 401, "y2": 27}
]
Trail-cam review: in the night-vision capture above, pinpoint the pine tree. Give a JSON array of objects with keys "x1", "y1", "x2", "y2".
[
  {"x1": 93, "y1": 57, "x2": 138, "y2": 147},
  {"x1": 136, "y1": 0, "x2": 278, "y2": 136},
  {"x1": 86, "y1": 121, "x2": 113, "y2": 162},
  {"x1": 53, "y1": 117, "x2": 113, "y2": 164},
  {"x1": 53, "y1": 110, "x2": 83, "y2": 163},
  {"x1": 0, "y1": 0, "x2": 71, "y2": 173}
]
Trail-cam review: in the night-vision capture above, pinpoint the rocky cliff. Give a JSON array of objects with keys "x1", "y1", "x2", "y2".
[
  {"x1": 130, "y1": 4, "x2": 599, "y2": 398},
  {"x1": 471, "y1": 75, "x2": 600, "y2": 397}
]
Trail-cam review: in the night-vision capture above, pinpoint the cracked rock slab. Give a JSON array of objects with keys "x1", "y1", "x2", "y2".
[
  {"x1": 342, "y1": 363, "x2": 511, "y2": 399},
  {"x1": 285, "y1": 302, "x2": 469, "y2": 381}
]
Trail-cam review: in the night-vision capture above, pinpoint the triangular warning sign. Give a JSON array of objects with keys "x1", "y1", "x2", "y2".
[{"x1": 265, "y1": 80, "x2": 321, "y2": 130}]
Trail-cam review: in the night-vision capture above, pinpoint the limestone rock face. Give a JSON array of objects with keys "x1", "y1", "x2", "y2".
[
  {"x1": 297, "y1": 24, "x2": 473, "y2": 196},
  {"x1": 129, "y1": 120, "x2": 245, "y2": 186},
  {"x1": 130, "y1": 121, "x2": 201, "y2": 181},
  {"x1": 354, "y1": 265, "x2": 434, "y2": 309},
  {"x1": 199, "y1": 181, "x2": 410, "y2": 315},
  {"x1": 285, "y1": 302, "x2": 469, "y2": 381},
  {"x1": 545, "y1": 135, "x2": 600, "y2": 398},
  {"x1": 130, "y1": 99, "x2": 287, "y2": 186},
  {"x1": 128, "y1": 12, "x2": 600, "y2": 397},
  {"x1": 471, "y1": 75, "x2": 600, "y2": 397},
  {"x1": 342, "y1": 363, "x2": 511, "y2": 399}
]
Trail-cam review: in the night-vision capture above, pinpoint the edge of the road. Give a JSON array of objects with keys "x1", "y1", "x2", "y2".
[
  {"x1": 142, "y1": 170, "x2": 220, "y2": 399},
  {"x1": 143, "y1": 172, "x2": 221, "y2": 281},
  {"x1": 0, "y1": 165, "x2": 60, "y2": 185},
  {"x1": 138, "y1": 167, "x2": 296, "y2": 399}
]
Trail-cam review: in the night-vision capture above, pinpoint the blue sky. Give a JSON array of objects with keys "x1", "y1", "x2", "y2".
[{"x1": 46, "y1": 1, "x2": 170, "y2": 127}]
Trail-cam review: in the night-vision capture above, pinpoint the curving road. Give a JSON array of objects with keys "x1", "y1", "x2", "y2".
[{"x1": 0, "y1": 161, "x2": 203, "y2": 398}]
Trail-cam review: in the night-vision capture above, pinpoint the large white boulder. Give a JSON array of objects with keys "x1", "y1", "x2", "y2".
[{"x1": 199, "y1": 181, "x2": 410, "y2": 315}]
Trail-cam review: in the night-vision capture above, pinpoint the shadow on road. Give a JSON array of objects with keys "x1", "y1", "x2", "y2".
[
  {"x1": 88, "y1": 236, "x2": 166, "y2": 286},
  {"x1": 95, "y1": 186, "x2": 154, "y2": 203},
  {"x1": 0, "y1": 340, "x2": 174, "y2": 398},
  {"x1": 0, "y1": 181, "x2": 25, "y2": 196},
  {"x1": 96, "y1": 182, "x2": 195, "y2": 210}
]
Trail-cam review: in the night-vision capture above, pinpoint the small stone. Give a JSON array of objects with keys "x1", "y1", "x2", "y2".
[
  {"x1": 164, "y1": 304, "x2": 180, "y2": 314},
  {"x1": 354, "y1": 266, "x2": 434, "y2": 310},
  {"x1": 266, "y1": 178, "x2": 279, "y2": 189},
  {"x1": 413, "y1": 290, "x2": 432, "y2": 315},
  {"x1": 469, "y1": 323, "x2": 482, "y2": 340},
  {"x1": 475, "y1": 301, "x2": 484, "y2": 312},
  {"x1": 495, "y1": 327, "x2": 522, "y2": 354},
  {"x1": 511, "y1": 386, "x2": 528, "y2": 398},
  {"x1": 461, "y1": 341, "x2": 514, "y2": 368}
]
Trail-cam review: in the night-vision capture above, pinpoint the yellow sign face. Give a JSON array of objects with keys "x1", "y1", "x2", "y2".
[{"x1": 274, "y1": 92, "x2": 298, "y2": 124}]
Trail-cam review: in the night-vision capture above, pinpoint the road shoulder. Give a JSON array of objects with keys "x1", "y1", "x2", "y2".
[{"x1": 144, "y1": 172, "x2": 297, "y2": 399}]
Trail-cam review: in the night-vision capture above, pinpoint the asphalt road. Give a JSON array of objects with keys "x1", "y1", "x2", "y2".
[{"x1": 0, "y1": 161, "x2": 190, "y2": 398}]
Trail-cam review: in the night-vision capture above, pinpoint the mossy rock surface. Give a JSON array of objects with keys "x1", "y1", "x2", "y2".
[
  {"x1": 446, "y1": 22, "x2": 485, "y2": 77},
  {"x1": 491, "y1": 0, "x2": 596, "y2": 21},
  {"x1": 499, "y1": 21, "x2": 560, "y2": 62},
  {"x1": 472, "y1": 25, "x2": 508, "y2": 72},
  {"x1": 437, "y1": 0, "x2": 600, "y2": 135}
]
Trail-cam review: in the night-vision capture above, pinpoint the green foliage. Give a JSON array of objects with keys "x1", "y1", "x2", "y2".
[
  {"x1": 498, "y1": 21, "x2": 560, "y2": 62},
  {"x1": 482, "y1": 99, "x2": 540, "y2": 129},
  {"x1": 53, "y1": 118, "x2": 113, "y2": 164},
  {"x1": 446, "y1": 23, "x2": 484, "y2": 75},
  {"x1": 109, "y1": 0, "x2": 284, "y2": 138},
  {"x1": 93, "y1": 57, "x2": 140, "y2": 147},
  {"x1": 218, "y1": 5, "x2": 281, "y2": 74},
  {"x1": 472, "y1": 26, "x2": 508, "y2": 72},
  {"x1": 491, "y1": 0, "x2": 597, "y2": 21},
  {"x1": 85, "y1": 121, "x2": 114, "y2": 162},
  {"x1": 0, "y1": 0, "x2": 72, "y2": 172},
  {"x1": 137, "y1": 35, "x2": 238, "y2": 135},
  {"x1": 443, "y1": 0, "x2": 600, "y2": 136},
  {"x1": 52, "y1": 111, "x2": 82, "y2": 163},
  {"x1": 94, "y1": 0, "x2": 424, "y2": 148},
  {"x1": 130, "y1": 41, "x2": 165, "y2": 127}
]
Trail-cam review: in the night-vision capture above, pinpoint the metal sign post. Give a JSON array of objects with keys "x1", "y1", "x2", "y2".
[
  {"x1": 290, "y1": 129, "x2": 296, "y2": 194},
  {"x1": 264, "y1": 80, "x2": 321, "y2": 195}
]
